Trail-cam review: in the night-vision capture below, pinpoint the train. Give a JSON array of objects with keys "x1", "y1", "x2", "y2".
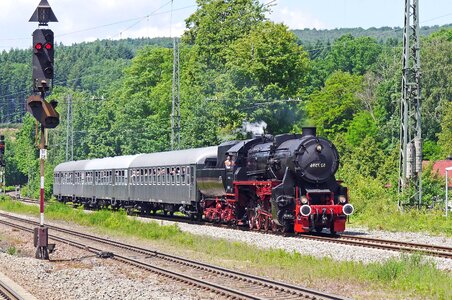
[{"x1": 53, "y1": 127, "x2": 354, "y2": 234}]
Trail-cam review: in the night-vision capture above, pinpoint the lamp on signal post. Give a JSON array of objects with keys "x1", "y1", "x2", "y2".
[{"x1": 29, "y1": 0, "x2": 58, "y2": 260}]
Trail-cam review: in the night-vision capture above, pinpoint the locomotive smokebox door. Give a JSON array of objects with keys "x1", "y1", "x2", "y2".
[{"x1": 34, "y1": 227, "x2": 48, "y2": 247}]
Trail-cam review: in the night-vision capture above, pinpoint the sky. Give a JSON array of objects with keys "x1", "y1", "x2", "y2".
[{"x1": 0, "y1": 0, "x2": 451, "y2": 51}]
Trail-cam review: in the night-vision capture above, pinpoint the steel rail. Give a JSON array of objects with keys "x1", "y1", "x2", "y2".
[
  {"x1": 9, "y1": 195, "x2": 452, "y2": 259},
  {"x1": 0, "y1": 279, "x2": 23, "y2": 300},
  {"x1": 0, "y1": 215, "x2": 345, "y2": 300},
  {"x1": 295, "y1": 233, "x2": 452, "y2": 259},
  {"x1": 0, "y1": 219, "x2": 259, "y2": 300}
]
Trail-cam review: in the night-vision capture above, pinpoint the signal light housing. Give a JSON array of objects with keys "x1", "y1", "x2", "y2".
[
  {"x1": 32, "y1": 29, "x2": 54, "y2": 91},
  {"x1": 27, "y1": 95, "x2": 60, "y2": 129}
]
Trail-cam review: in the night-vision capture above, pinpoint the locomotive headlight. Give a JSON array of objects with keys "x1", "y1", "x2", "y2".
[
  {"x1": 339, "y1": 195, "x2": 347, "y2": 204},
  {"x1": 300, "y1": 205, "x2": 311, "y2": 217},
  {"x1": 342, "y1": 204, "x2": 354, "y2": 216},
  {"x1": 316, "y1": 144, "x2": 323, "y2": 152},
  {"x1": 301, "y1": 196, "x2": 308, "y2": 204}
]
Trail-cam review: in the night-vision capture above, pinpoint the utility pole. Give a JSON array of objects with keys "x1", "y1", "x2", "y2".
[
  {"x1": 398, "y1": 0, "x2": 422, "y2": 208},
  {"x1": 65, "y1": 94, "x2": 73, "y2": 161},
  {"x1": 171, "y1": 37, "x2": 181, "y2": 150},
  {"x1": 0, "y1": 135, "x2": 5, "y2": 194},
  {"x1": 28, "y1": 0, "x2": 59, "y2": 260}
]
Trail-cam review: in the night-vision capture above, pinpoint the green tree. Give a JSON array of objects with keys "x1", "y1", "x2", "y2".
[
  {"x1": 306, "y1": 71, "x2": 363, "y2": 138},
  {"x1": 345, "y1": 111, "x2": 378, "y2": 147},
  {"x1": 421, "y1": 29, "x2": 452, "y2": 143},
  {"x1": 437, "y1": 101, "x2": 452, "y2": 158},
  {"x1": 183, "y1": 0, "x2": 266, "y2": 69},
  {"x1": 323, "y1": 34, "x2": 382, "y2": 75},
  {"x1": 223, "y1": 21, "x2": 310, "y2": 134}
]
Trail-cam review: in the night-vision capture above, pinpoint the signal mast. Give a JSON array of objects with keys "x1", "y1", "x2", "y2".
[{"x1": 28, "y1": 0, "x2": 59, "y2": 260}]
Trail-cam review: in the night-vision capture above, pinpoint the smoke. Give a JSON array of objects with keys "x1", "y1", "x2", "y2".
[{"x1": 242, "y1": 121, "x2": 267, "y2": 136}]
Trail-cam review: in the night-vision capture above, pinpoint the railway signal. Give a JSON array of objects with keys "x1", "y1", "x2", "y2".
[
  {"x1": 27, "y1": 95, "x2": 59, "y2": 129},
  {"x1": 28, "y1": 0, "x2": 58, "y2": 260},
  {"x1": 32, "y1": 29, "x2": 55, "y2": 91}
]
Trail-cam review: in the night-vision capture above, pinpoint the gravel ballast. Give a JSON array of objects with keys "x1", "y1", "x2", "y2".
[
  {"x1": 142, "y1": 217, "x2": 452, "y2": 271},
  {"x1": 0, "y1": 209, "x2": 450, "y2": 299}
]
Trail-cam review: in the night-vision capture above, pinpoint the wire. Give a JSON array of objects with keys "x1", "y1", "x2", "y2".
[{"x1": 115, "y1": 0, "x2": 174, "y2": 39}]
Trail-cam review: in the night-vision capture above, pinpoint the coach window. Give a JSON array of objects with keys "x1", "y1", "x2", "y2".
[
  {"x1": 185, "y1": 167, "x2": 190, "y2": 185},
  {"x1": 151, "y1": 168, "x2": 155, "y2": 185},
  {"x1": 181, "y1": 167, "x2": 186, "y2": 185},
  {"x1": 170, "y1": 167, "x2": 174, "y2": 185},
  {"x1": 176, "y1": 167, "x2": 180, "y2": 185}
]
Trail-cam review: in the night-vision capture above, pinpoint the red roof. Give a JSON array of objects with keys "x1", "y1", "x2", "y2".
[{"x1": 431, "y1": 160, "x2": 452, "y2": 187}]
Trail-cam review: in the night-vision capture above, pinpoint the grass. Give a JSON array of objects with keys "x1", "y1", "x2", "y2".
[
  {"x1": 0, "y1": 196, "x2": 450, "y2": 299},
  {"x1": 6, "y1": 246, "x2": 17, "y2": 255},
  {"x1": 351, "y1": 208, "x2": 452, "y2": 237}
]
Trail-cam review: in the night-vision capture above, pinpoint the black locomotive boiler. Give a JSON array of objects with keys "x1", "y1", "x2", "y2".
[{"x1": 54, "y1": 127, "x2": 353, "y2": 234}]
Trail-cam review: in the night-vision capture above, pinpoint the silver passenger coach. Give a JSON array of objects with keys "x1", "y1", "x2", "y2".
[{"x1": 53, "y1": 147, "x2": 218, "y2": 213}]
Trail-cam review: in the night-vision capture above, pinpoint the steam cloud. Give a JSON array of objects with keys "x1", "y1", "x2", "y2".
[{"x1": 242, "y1": 121, "x2": 267, "y2": 136}]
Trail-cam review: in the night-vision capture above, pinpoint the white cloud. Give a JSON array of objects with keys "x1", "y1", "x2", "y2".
[
  {"x1": 269, "y1": 5, "x2": 328, "y2": 29},
  {"x1": 114, "y1": 21, "x2": 186, "y2": 40}
]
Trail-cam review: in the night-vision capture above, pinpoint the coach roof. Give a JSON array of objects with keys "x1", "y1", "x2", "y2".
[
  {"x1": 84, "y1": 155, "x2": 140, "y2": 171},
  {"x1": 54, "y1": 160, "x2": 90, "y2": 172},
  {"x1": 130, "y1": 146, "x2": 218, "y2": 168}
]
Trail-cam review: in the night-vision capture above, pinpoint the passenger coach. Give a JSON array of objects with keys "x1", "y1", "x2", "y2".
[{"x1": 53, "y1": 147, "x2": 218, "y2": 216}]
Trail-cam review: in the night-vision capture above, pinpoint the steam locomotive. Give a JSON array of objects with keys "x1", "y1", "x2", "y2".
[{"x1": 54, "y1": 127, "x2": 353, "y2": 234}]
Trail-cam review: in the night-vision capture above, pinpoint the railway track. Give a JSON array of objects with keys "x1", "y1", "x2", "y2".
[
  {"x1": 0, "y1": 212, "x2": 345, "y2": 300},
  {"x1": 8, "y1": 195, "x2": 452, "y2": 259},
  {"x1": 298, "y1": 233, "x2": 452, "y2": 259},
  {"x1": 0, "y1": 279, "x2": 22, "y2": 300}
]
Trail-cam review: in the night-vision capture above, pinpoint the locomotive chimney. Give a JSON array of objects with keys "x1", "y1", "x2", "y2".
[{"x1": 301, "y1": 127, "x2": 316, "y2": 137}]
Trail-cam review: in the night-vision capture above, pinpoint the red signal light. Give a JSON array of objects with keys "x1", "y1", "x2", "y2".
[
  {"x1": 44, "y1": 42, "x2": 52, "y2": 50},
  {"x1": 35, "y1": 43, "x2": 43, "y2": 50}
]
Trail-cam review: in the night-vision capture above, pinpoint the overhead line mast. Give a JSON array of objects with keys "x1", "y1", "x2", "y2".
[
  {"x1": 170, "y1": 0, "x2": 180, "y2": 150},
  {"x1": 399, "y1": 0, "x2": 422, "y2": 208}
]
